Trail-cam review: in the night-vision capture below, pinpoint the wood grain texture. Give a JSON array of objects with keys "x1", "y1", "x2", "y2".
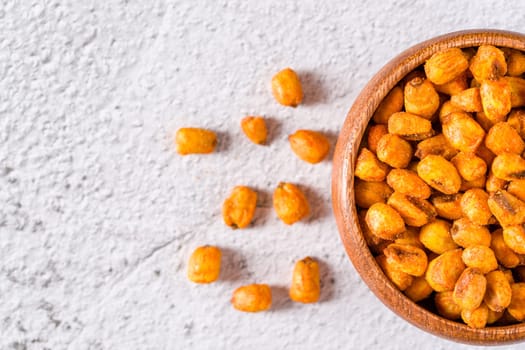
[{"x1": 332, "y1": 29, "x2": 525, "y2": 345}]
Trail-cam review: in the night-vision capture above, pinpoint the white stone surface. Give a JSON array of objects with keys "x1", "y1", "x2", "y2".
[{"x1": 2, "y1": 0, "x2": 525, "y2": 349}]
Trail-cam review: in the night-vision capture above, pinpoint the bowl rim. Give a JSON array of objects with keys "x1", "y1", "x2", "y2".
[{"x1": 332, "y1": 29, "x2": 525, "y2": 345}]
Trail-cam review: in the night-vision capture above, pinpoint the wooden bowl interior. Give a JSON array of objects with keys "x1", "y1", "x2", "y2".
[{"x1": 332, "y1": 29, "x2": 525, "y2": 345}]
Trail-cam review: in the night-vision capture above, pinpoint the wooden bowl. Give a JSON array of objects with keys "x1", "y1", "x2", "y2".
[{"x1": 332, "y1": 29, "x2": 525, "y2": 345}]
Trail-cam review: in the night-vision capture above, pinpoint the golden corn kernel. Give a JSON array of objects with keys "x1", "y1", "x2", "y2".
[
  {"x1": 508, "y1": 180, "x2": 525, "y2": 202},
  {"x1": 372, "y1": 86, "x2": 404, "y2": 124},
  {"x1": 461, "y1": 303, "x2": 489, "y2": 329},
  {"x1": 435, "y1": 72, "x2": 468, "y2": 96},
  {"x1": 376, "y1": 254, "x2": 413, "y2": 291},
  {"x1": 507, "y1": 109, "x2": 525, "y2": 139},
  {"x1": 355, "y1": 148, "x2": 389, "y2": 182},
  {"x1": 507, "y1": 49, "x2": 525, "y2": 76},
  {"x1": 503, "y1": 225, "x2": 525, "y2": 254},
  {"x1": 506, "y1": 76, "x2": 525, "y2": 107},
  {"x1": 475, "y1": 111, "x2": 495, "y2": 132},
  {"x1": 175, "y1": 127, "x2": 217, "y2": 155},
  {"x1": 442, "y1": 112, "x2": 486, "y2": 153},
  {"x1": 487, "y1": 308, "x2": 505, "y2": 325},
  {"x1": 488, "y1": 190, "x2": 525, "y2": 226},
  {"x1": 469, "y1": 45, "x2": 507, "y2": 81},
  {"x1": 395, "y1": 227, "x2": 424, "y2": 248},
  {"x1": 503, "y1": 268, "x2": 516, "y2": 283},
  {"x1": 388, "y1": 112, "x2": 435, "y2": 141},
  {"x1": 289, "y1": 257, "x2": 320, "y2": 303},
  {"x1": 461, "y1": 245, "x2": 498, "y2": 274},
  {"x1": 485, "y1": 122, "x2": 525, "y2": 156},
  {"x1": 432, "y1": 193, "x2": 463, "y2": 220},
  {"x1": 491, "y1": 153, "x2": 525, "y2": 181},
  {"x1": 387, "y1": 191, "x2": 436, "y2": 227},
  {"x1": 358, "y1": 210, "x2": 391, "y2": 255},
  {"x1": 367, "y1": 124, "x2": 388, "y2": 153},
  {"x1": 439, "y1": 101, "x2": 465, "y2": 122},
  {"x1": 376, "y1": 134, "x2": 413, "y2": 168},
  {"x1": 404, "y1": 76, "x2": 440, "y2": 119},
  {"x1": 451, "y1": 217, "x2": 491, "y2": 248},
  {"x1": 451, "y1": 152, "x2": 487, "y2": 182},
  {"x1": 480, "y1": 79, "x2": 512, "y2": 123},
  {"x1": 486, "y1": 169, "x2": 508, "y2": 193},
  {"x1": 241, "y1": 116, "x2": 268, "y2": 145},
  {"x1": 386, "y1": 169, "x2": 431, "y2": 199},
  {"x1": 425, "y1": 249, "x2": 466, "y2": 292},
  {"x1": 460, "y1": 188, "x2": 492, "y2": 226},
  {"x1": 354, "y1": 180, "x2": 393, "y2": 209},
  {"x1": 273, "y1": 182, "x2": 309, "y2": 225},
  {"x1": 222, "y1": 186, "x2": 258, "y2": 229},
  {"x1": 425, "y1": 48, "x2": 469, "y2": 85},
  {"x1": 491, "y1": 228, "x2": 522, "y2": 268},
  {"x1": 450, "y1": 87, "x2": 483, "y2": 112},
  {"x1": 484, "y1": 270, "x2": 512, "y2": 312},
  {"x1": 384, "y1": 243, "x2": 428, "y2": 277},
  {"x1": 415, "y1": 134, "x2": 458, "y2": 160},
  {"x1": 404, "y1": 276, "x2": 433, "y2": 302},
  {"x1": 508, "y1": 283, "x2": 525, "y2": 321},
  {"x1": 231, "y1": 284, "x2": 272, "y2": 312},
  {"x1": 365, "y1": 202, "x2": 406, "y2": 240},
  {"x1": 460, "y1": 176, "x2": 486, "y2": 192},
  {"x1": 289, "y1": 130, "x2": 330, "y2": 164},
  {"x1": 417, "y1": 155, "x2": 462, "y2": 195},
  {"x1": 187, "y1": 245, "x2": 222, "y2": 283},
  {"x1": 420, "y1": 219, "x2": 458, "y2": 254},
  {"x1": 271, "y1": 68, "x2": 303, "y2": 107},
  {"x1": 453, "y1": 267, "x2": 487, "y2": 311},
  {"x1": 435, "y1": 291, "x2": 462, "y2": 320}
]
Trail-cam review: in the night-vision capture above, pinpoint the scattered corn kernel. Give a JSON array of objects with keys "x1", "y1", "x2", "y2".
[
  {"x1": 289, "y1": 257, "x2": 320, "y2": 303},
  {"x1": 187, "y1": 246, "x2": 222, "y2": 283},
  {"x1": 271, "y1": 68, "x2": 303, "y2": 107},
  {"x1": 222, "y1": 186, "x2": 258, "y2": 229},
  {"x1": 176, "y1": 127, "x2": 217, "y2": 155},
  {"x1": 273, "y1": 182, "x2": 310, "y2": 225},
  {"x1": 289, "y1": 129, "x2": 330, "y2": 164},
  {"x1": 231, "y1": 284, "x2": 272, "y2": 312}
]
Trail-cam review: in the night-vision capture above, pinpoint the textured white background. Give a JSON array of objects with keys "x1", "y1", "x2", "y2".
[{"x1": 2, "y1": 0, "x2": 525, "y2": 349}]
